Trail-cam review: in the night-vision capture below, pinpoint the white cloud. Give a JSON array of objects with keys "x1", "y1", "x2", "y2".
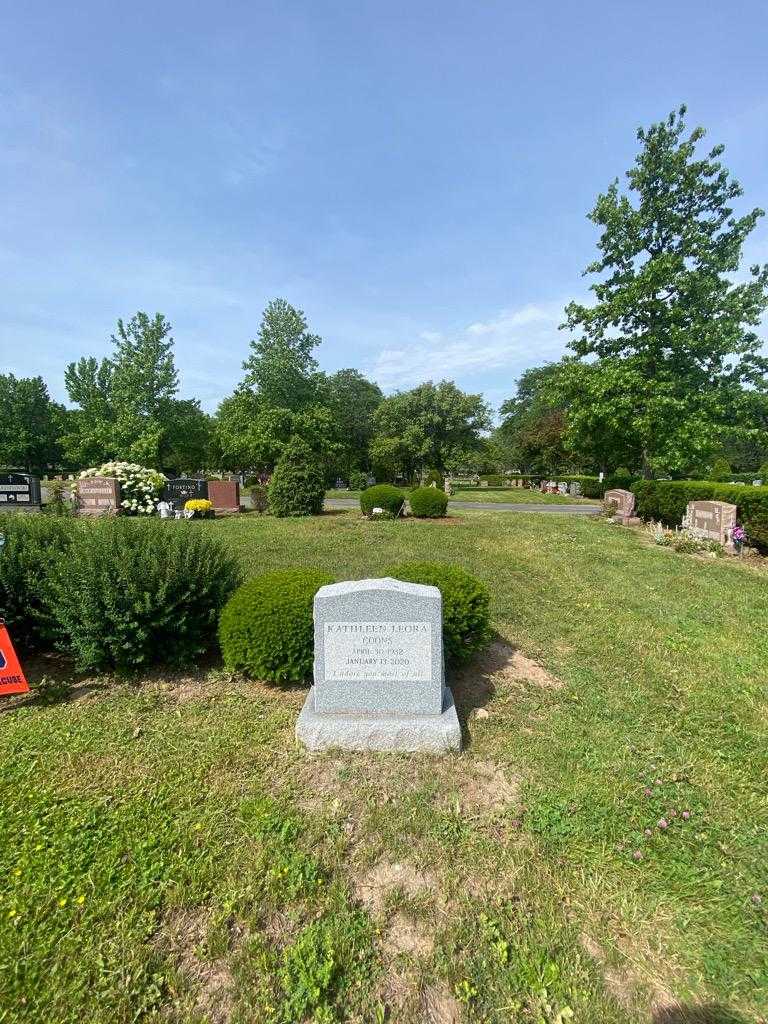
[{"x1": 367, "y1": 301, "x2": 571, "y2": 394}]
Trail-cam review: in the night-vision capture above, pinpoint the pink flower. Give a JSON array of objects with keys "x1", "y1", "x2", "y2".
[
  {"x1": 657, "y1": 818, "x2": 669, "y2": 830},
  {"x1": 654, "y1": 779, "x2": 662, "y2": 786},
  {"x1": 632, "y1": 850, "x2": 643, "y2": 861},
  {"x1": 751, "y1": 893, "x2": 762, "y2": 905},
  {"x1": 643, "y1": 787, "x2": 653, "y2": 797},
  {"x1": 681, "y1": 810, "x2": 691, "y2": 820},
  {"x1": 669, "y1": 809, "x2": 678, "y2": 817}
]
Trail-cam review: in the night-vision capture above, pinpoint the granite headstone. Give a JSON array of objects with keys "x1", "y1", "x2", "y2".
[
  {"x1": 0, "y1": 472, "x2": 41, "y2": 511},
  {"x1": 296, "y1": 578, "x2": 461, "y2": 752},
  {"x1": 77, "y1": 477, "x2": 121, "y2": 516},
  {"x1": 208, "y1": 479, "x2": 240, "y2": 512},
  {"x1": 162, "y1": 477, "x2": 208, "y2": 508},
  {"x1": 684, "y1": 500, "x2": 737, "y2": 551},
  {"x1": 604, "y1": 487, "x2": 638, "y2": 523}
]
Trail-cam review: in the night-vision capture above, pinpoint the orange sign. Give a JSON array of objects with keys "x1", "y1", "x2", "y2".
[{"x1": 0, "y1": 622, "x2": 30, "y2": 695}]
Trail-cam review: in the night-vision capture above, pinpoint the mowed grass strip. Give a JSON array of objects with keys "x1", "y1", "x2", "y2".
[{"x1": 0, "y1": 510, "x2": 765, "y2": 1023}]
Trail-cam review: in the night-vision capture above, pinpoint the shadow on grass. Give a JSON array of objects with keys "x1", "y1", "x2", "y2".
[
  {"x1": 653, "y1": 1005, "x2": 750, "y2": 1024},
  {"x1": 449, "y1": 636, "x2": 510, "y2": 748}
]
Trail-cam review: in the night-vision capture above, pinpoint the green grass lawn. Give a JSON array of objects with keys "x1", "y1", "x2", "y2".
[
  {"x1": 325, "y1": 487, "x2": 597, "y2": 505},
  {"x1": 1, "y1": 510, "x2": 766, "y2": 1023}
]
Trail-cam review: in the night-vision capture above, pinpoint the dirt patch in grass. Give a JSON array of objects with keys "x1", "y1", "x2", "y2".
[
  {"x1": 448, "y1": 759, "x2": 520, "y2": 815},
  {"x1": 423, "y1": 982, "x2": 462, "y2": 1023},
  {"x1": 157, "y1": 906, "x2": 237, "y2": 1024},
  {"x1": 355, "y1": 860, "x2": 443, "y2": 916},
  {"x1": 580, "y1": 928, "x2": 678, "y2": 1017},
  {"x1": 450, "y1": 641, "x2": 563, "y2": 719}
]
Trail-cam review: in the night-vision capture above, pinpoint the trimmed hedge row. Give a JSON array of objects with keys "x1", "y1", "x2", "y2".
[{"x1": 632, "y1": 480, "x2": 768, "y2": 550}]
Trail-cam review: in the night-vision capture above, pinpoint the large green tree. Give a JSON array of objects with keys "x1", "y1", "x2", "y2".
[
  {"x1": 321, "y1": 369, "x2": 383, "y2": 477},
  {"x1": 370, "y1": 380, "x2": 492, "y2": 480},
  {"x1": 62, "y1": 313, "x2": 212, "y2": 471},
  {"x1": 217, "y1": 299, "x2": 356, "y2": 477},
  {"x1": 0, "y1": 374, "x2": 64, "y2": 473},
  {"x1": 497, "y1": 363, "x2": 575, "y2": 474},
  {"x1": 241, "y1": 298, "x2": 321, "y2": 410},
  {"x1": 563, "y1": 106, "x2": 768, "y2": 477}
]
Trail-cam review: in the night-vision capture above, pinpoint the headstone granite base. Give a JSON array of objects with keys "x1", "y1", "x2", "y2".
[{"x1": 296, "y1": 687, "x2": 461, "y2": 752}]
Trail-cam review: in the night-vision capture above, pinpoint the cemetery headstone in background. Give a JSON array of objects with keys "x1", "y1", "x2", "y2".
[
  {"x1": 296, "y1": 577, "x2": 461, "y2": 752},
  {"x1": 0, "y1": 472, "x2": 41, "y2": 512},
  {"x1": 77, "y1": 477, "x2": 121, "y2": 516},
  {"x1": 208, "y1": 479, "x2": 240, "y2": 512},
  {"x1": 162, "y1": 478, "x2": 208, "y2": 508},
  {"x1": 604, "y1": 488, "x2": 639, "y2": 524},
  {"x1": 569, "y1": 481, "x2": 582, "y2": 497},
  {"x1": 685, "y1": 500, "x2": 737, "y2": 552}
]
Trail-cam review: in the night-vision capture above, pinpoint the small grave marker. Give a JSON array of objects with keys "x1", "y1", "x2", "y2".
[
  {"x1": 207, "y1": 479, "x2": 240, "y2": 512},
  {"x1": 684, "y1": 500, "x2": 737, "y2": 551},
  {"x1": 604, "y1": 488, "x2": 638, "y2": 524},
  {"x1": 162, "y1": 477, "x2": 208, "y2": 508},
  {"x1": 77, "y1": 477, "x2": 121, "y2": 516},
  {"x1": 296, "y1": 578, "x2": 461, "y2": 752}
]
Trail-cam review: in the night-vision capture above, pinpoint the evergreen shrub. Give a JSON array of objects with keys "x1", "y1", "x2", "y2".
[
  {"x1": 360, "y1": 485, "x2": 405, "y2": 517},
  {"x1": 385, "y1": 562, "x2": 491, "y2": 663},
  {"x1": 0, "y1": 513, "x2": 75, "y2": 650},
  {"x1": 219, "y1": 569, "x2": 334, "y2": 682},
  {"x1": 48, "y1": 518, "x2": 241, "y2": 671},
  {"x1": 632, "y1": 480, "x2": 768, "y2": 552},
  {"x1": 409, "y1": 487, "x2": 448, "y2": 518},
  {"x1": 268, "y1": 438, "x2": 326, "y2": 517}
]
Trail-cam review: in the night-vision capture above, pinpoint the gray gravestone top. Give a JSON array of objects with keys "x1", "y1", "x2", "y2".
[{"x1": 313, "y1": 578, "x2": 444, "y2": 716}]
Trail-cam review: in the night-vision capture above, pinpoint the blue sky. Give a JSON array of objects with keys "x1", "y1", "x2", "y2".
[{"x1": 2, "y1": 1, "x2": 768, "y2": 415}]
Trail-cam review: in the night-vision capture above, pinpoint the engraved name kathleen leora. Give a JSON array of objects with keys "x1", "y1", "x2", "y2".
[{"x1": 323, "y1": 621, "x2": 432, "y2": 682}]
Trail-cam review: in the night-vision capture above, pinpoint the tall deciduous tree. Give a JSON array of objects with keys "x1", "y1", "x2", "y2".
[
  {"x1": 563, "y1": 106, "x2": 768, "y2": 477},
  {"x1": 242, "y1": 298, "x2": 321, "y2": 410},
  {"x1": 322, "y1": 369, "x2": 383, "y2": 476},
  {"x1": 62, "y1": 313, "x2": 212, "y2": 471},
  {"x1": 370, "y1": 380, "x2": 491, "y2": 479},
  {"x1": 0, "y1": 374, "x2": 64, "y2": 473},
  {"x1": 497, "y1": 363, "x2": 575, "y2": 474}
]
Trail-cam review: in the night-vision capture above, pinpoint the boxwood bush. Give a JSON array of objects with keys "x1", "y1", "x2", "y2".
[
  {"x1": 385, "y1": 562, "x2": 491, "y2": 663},
  {"x1": 219, "y1": 569, "x2": 334, "y2": 682},
  {"x1": 268, "y1": 438, "x2": 326, "y2": 517},
  {"x1": 360, "y1": 484, "x2": 405, "y2": 517},
  {"x1": 48, "y1": 518, "x2": 241, "y2": 672},
  {"x1": 0, "y1": 513, "x2": 75, "y2": 651},
  {"x1": 409, "y1": 487, "x2": 448, "y2": 518}
]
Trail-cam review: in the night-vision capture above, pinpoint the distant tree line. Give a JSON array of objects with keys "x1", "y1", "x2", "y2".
[{"x1": 2, "y1": 107, "x2": 767, "y2": 481}]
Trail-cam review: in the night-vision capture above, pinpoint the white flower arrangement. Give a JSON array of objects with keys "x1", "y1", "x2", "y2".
[{"x1": 80, "y1": 461, "x2": 167, "y2": 516}]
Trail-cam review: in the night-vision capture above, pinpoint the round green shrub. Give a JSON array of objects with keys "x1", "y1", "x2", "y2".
[
  {"x1": 0, "y1": 513, "x2": 75, "y2": 651},
  {"x1": 47, "y1": 518, "x2": 241, "y2": 672},
  {"x1": 360, "y1": 484, "x2": 405, "y2": 517},
  {"x1": 268, "y1": 438, "x2": 326, "y2": 517},
  {"x1": 384, "y1": 562, "x2": 491, "y2": 663},
  {"x1": 409, "y1": 486, "x2": 448, "y2": 518},
  {"x1": 219, "y1": 569, "x2": 334, "y2": 682}
]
